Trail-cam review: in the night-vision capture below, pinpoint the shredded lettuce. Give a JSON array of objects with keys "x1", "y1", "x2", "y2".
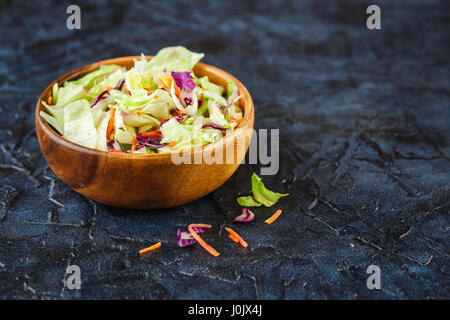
[
  {"x1": 147, "y1": 46, "x2": 204, "y2": 77},
  {"x1": 40, "y1": 46, "x2": 242, "y2": 154},
  {"x1": 198, "y1": 76, "x2": 223, "y2": 96},
  {"x1": 72, "y1": 64, "x2": 120, "y2": 88},
  {"x1": 63, "y1": 100, "x2": 97, "y2": 148},
  {"x1": 54, "y1": 83, "x2": 88, "y2": 108},
  {"x1": 52, "y1": 83, "x2": 59, "y2": 105}
]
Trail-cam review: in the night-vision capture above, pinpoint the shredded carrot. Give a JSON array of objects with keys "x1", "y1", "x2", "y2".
[
  {"x1": 264, "y1": 209, "x2": 283, "y2": 225},
  {"x1": 103, "y1": 85, "x2": 113, "y2": 90},
  {"x1": 141, "y1": 130, "x2": 161, "y2": 137},
  {"x1": 109, "y1": 149, "x2": 122, "y2": 153},
  {"x1": 136, "y1": 112, "x2": 142, "y2": 116},
  {"x1": 225, "y1": 227, "x2": 248, "y2": 248},
  {"x1": 174, "y1": 82, "x2": 180, "y2": 97},
  {"x1": 188, "y1": 224, "x2": 220, "y2": 257},
  {"x1": 168, "y1": 141, "x2": 177, "y2": 148},
  {"x1": 139, "y1": 242, "x2": 161, "y2": 254},
  {"x1": 131, "y1": 136, "x2": 137, "y2": 153},
  {"x1": 106, "y1": 107, "x2": 116, "y2": 139},
  {"x1": 160, "y1": 76, "x2": 180, "y2": 96},
  {"x1": 47, "y1": 96, "x2": 53, "y2": 105},
  {"x1": 228, "y1": 234, "x2": 239, "y2": 243}
]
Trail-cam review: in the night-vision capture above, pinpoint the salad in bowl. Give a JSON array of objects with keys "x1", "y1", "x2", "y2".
[{"x1": 40, "y1": 46, "x2": 242, "y2": 154}]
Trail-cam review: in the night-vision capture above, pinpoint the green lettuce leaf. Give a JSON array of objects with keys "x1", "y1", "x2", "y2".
[
  {"x1": 198, "y1": 76, "x2": 223, "y2": 96},
  {"x1": 95, "y1": 111, "x2": 110, "y2": 151},
  {"x1": 54, "y1": 83, "x2": 88, "y2": 108},
  {"x1": 227, "y1": 81, "x2": 236, "y2": 99},
  {"x1": 252, "y1": 173, "x2": 289, "y2": 207},
  {"x1": 52, "y1": 83, "x2": 59, "y2": 104},
  {"x1": 40, "y1": 111, "x2": 63, "y2": 135},
  {"x1": 114, "y1": 110, "x2": 136, "y2": 144},
  {"x1": 71, "y1": 64, "x2": 120, "y2": 88},
  {"x1": 237, "y1": 173, "x2": 289, "y2": 207},
  {"x1": 63, "y1": 100, "x2": 97, "y2": 148},
  {"x1": 207, "y1": 100, "x2": 231, "y2": 128},
  {"x1": 237, "y1": 196, "x2": 262, "y2": 207},
  {"x1": 147, "y1": 46, "x2": 204, "y2": 80}
]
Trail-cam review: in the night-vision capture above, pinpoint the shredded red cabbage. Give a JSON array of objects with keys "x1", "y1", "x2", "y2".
[
  {"x1": 171, "y1": 71, "x2": 195, "y2": 92},
  {"x1": 160, "y1": 115, "x2": 185, "y2": 126},
  {"x1": 114, "y1": 78, "x2": 125, "y2": 90},
  {"x1": 90, "y1": 90, "x2": 110, "y2": 108},
  {"x1": 136, "y1": 135, "x2": 167, "y2": 150},
  {"x1": 202, "y1": 123, "x2": 227, "y2": 130},
  {"x1": 107, "y1": 140, "x2": 123, "y2": 152},
  {"x1": 177, "y1": 227, "x2": 204, "y2": 247},
  {"x1": 232, "y1": 208, "x2": 255, "y2": 223}
]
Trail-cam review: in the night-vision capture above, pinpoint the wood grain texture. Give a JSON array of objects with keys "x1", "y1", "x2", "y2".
[{"x1": 35, "y1": 57, "x2": 254, "y2": 209}]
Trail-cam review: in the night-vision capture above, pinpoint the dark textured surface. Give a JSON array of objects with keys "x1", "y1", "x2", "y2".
[{"x1": 0, "y1": 0, "x2": 449, "y2": 299}]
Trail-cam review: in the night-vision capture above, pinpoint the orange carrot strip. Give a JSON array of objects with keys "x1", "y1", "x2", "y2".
[
  {"x1": 264, "y1": 209, "x2": 283, "y2": 225},
  {"x1": 228, "y1": 234, "x2": 239, "y2": 243},
  {"x1": 225, "y1": 227, "x2": 248, "y2": 248},
  {"x1": 141, "y1": 130, "x2": 161, "y2": 137},
  {"x1": 139, "y1": 242, "x2": 161, "y2": 254},
  {"x1": 47, "y1": 96, "x2": 53, "y2": 105},
  {"x1": 103, "y1": 85, "x2": 113, "y2": 90},
  {"x1": 106, "y1": 107, "x2": 116, "y2": 138},
  {"x1": 168, "y1": 141, "x2": 177, "y2": 148},
  {"x1": 173, "y1": 82, "x2": 181, "y2": 97},
  {"x1": 131, "y1": 136, "x2": 137, "y2": 153},
  {"x1": 188, "y1": 224, "x2": 220, "y2": 257}
]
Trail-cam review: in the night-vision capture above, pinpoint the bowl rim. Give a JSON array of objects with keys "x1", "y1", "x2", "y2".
[{"x1": 35, "y1": 56, "x2": 254, "y2": 160}]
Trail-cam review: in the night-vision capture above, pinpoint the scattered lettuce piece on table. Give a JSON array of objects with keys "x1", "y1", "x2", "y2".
[
  {"x1": 237, "y1": 173, "x2": 289, "y2": 207},
  {"x1": 237, "y1": 196, "x2": 262, "y2": 207}
]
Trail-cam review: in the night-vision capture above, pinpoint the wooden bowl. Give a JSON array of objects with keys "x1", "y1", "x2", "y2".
[{"x1": 35, "y1": 56, "x2": 254, "y2": 209}]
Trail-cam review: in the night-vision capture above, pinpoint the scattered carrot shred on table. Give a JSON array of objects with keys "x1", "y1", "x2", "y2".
[
  {"x1": 228, "y1": 234, "x2": 239, "y2": 243},
  {"x1": 139, "y1": 241, "x2": 161, "y2": 255},
  {"x1": 188, "y1": 224, "x2": 220, "y2": 257},
  {"x1": 264, "y1": 209, "x2": 283, "y2": 225},
  {"x1": 47, "y1": 96, "x2": 53, "y2": 105},
  {"x1": 225, "y1": 227, "x2": 248, "y2": 248}
]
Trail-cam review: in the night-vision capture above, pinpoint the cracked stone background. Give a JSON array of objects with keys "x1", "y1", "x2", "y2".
[{"x1": 0, "y1": 0, "x2": 449, "y2": 299}]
